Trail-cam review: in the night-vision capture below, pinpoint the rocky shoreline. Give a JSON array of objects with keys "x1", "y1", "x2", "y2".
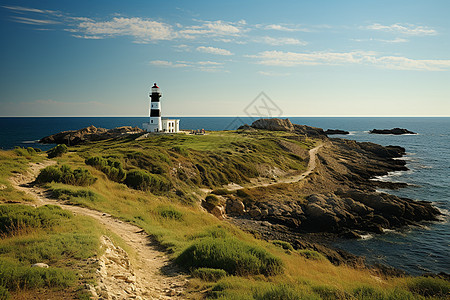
[{"x1": 205, "y1": 119, "x2": 441, "y2": 272}]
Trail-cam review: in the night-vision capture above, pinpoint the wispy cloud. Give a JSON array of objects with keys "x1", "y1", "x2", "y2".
[
  {"x1": 149, "y1": 60, "x2": 226, "y2": 72},
  {"x1": 249, "y1": 50, "x2": 450, "y2": 71},
  {"x1": 149, "y1": 60, "x2": 189, "y2": 67},
  {"x1": 197, "y1": 46, "x2": 233, "y2": 56},
  {"x1": 2, "y1": 5, "x2": 57, "y2": 14},
  {"x1": 178, "y1": 19, "x2": 246, "y2": 39},
  {"x1": 255, "y1": 36, "x2": 307, "y2": 46},
  {"x1": 353, "y1": 37, "x2": 409, "y2": 43},
  {"x1": 72, "y1": 34, "x2": 103, "y2": 40},
  {"x1": 365, "y1": 23, "x2": 437, "y2": 36},
  {"x1": 258, "y1": 71, "x2": 291, "y2": 76},
  {"x1": 76, "y1": 17, "x2": 175, "y2": 42},
  {"x1": 264, "y1": 24, "x2": 310, "y2": 32},
  {"x1": 11, "y1": 16, "x2": 60, "y2": 25}
]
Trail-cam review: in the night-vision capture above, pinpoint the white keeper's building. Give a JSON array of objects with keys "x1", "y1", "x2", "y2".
[{"x1": 142, "y1": 83, "x2": 180, "y2": 133}]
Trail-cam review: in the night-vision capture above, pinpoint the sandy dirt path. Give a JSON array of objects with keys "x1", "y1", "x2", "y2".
[
  {"x1": 202, "y1": 143, "x2": 324, "y2": 193},
  {"x1": 10, "y1": 160, "x2": 188, "y2": 300}
]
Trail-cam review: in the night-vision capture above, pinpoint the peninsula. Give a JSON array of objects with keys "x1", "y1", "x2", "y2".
[{"x1": 0, "y1": 118, "x2": 447, "y2": 299}]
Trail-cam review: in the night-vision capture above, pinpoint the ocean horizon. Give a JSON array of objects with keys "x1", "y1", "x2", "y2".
[{"x1": 0, "y1": 116, "x2": 449, "y2": 275}]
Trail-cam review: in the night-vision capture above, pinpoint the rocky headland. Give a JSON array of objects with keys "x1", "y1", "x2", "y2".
[
  {"x1": 39, "y1": 125, "x2": 144, "y2": 145},
  {"x1": 370, "y1": 128, "x2": 417, "y2": 135},
  {"x1": 206, "y1": 119, "x2": 440, "y2": 268}
]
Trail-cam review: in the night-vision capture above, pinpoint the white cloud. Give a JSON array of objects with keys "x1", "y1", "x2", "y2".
[
  {"x1": 76, "y1": 17, "x2": 175, "y2": 42},
  {"x1": 249, "y1": 50, "x2": 450, "y2": 71},
  {"x1": 365, "y1": 23, "x2": 437, "y2": 36},
  {"x1": 256, "y1": 36, "x2": 307, "y2": 46},
  {"x1": 197, "y1": 46, "x2": 233, "y2": 56}
]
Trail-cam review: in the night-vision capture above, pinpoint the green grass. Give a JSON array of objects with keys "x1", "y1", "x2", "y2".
[
  {"x1": 407, "y1": 276, "x2": 450, "y2": 298},
  {"x1": 0, "y1": 131, "x2": 440, "y2": 299},
  {"x1": 0, "y1": 150, "x2": 41, "y2": 203},
  {"x1": 0, "y1": 204, "x2": 102, "y2": 298},
  {"x1": 0, "y1": 258, "x2": 75, "y2": 291}
]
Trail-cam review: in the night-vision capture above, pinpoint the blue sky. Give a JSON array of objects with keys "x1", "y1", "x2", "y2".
[{"x1": 1, "y1": 0, "x2": 449, "y2": 117}]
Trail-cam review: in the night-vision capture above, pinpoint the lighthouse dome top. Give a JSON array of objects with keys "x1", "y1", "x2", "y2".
[{"x1": 151, "y1": 83, "x2": 161, "y2": 94}]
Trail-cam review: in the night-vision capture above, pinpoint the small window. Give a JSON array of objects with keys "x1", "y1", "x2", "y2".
[{"x1": 151, "y1": 120, "x2": 153, "y2": 123}]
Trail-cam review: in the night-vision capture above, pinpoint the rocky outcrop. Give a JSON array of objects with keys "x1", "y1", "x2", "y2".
[
  {"x1": 370, "y1": 128, "x2": 417, "y2": 135},
  {"x1": 293, "y1": 124, "x2": 327, "y2": 139},
  {"x1": 39, "y1": 126, "x2": 144, "y2": 145},
  {"x1": 250, "y1": 118, "x2": 295, "y2": 131},
  {"x1": 226, "y1": 189, "x2": 440, "y2": 237},
  {"x1": 325, "y1": 129, "x2": 349, "y2": 135}
]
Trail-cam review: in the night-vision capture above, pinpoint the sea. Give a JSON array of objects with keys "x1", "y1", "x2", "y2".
[{"x1": 0, "y1": 116, "x2": 448, "y2": 275}]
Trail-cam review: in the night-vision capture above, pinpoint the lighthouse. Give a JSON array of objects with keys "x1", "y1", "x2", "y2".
[
  {"x1": 142, "y1": 83, "x2": 180, "y2": 133},
  {"x1": 148, "y1": 83, "x2": 162, "y2": 132}
]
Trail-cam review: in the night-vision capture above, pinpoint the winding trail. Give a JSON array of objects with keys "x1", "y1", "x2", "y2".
[
  {"x1": 10, "y1": 161, "x2": 188, "y2": 300},
  {"x1": 207, "y1": 143, "x2": 324, "y2": 193}
]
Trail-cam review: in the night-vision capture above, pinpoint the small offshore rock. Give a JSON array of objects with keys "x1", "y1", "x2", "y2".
[
  {"x1": 325, "y1": 129, "x2": 350, "y2": 135},
  {"x1": 369, "y1": 128, "x2": 416, "y2": 135}
]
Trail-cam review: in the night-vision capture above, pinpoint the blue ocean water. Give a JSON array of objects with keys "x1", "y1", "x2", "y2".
[{"x1": 0, "y1": 116, "x2": 448, "y2": 275}]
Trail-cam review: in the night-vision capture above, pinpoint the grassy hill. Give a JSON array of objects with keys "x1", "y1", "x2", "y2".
[{"x1": 0, "y1": 130, "x2": 448, "y2": 299}]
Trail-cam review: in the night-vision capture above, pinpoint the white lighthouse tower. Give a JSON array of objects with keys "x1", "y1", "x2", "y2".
[{"x1": 142, "y1": 83, "x2": 180, "y2": 133}]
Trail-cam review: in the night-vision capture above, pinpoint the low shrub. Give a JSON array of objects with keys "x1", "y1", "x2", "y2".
[
  {"x1": 50, "y1": 187, "x2": 98, "y2": 202},
  {"x1": 47, "y1": 144, "x2": 67, "y2": 159},
  {"x1": 211, "y1": 188, "x2": 232, "y2": 195},
  {"x1": 35, "y1": 165, "x2": 96, "y2": 186},
  {"x1": 311, "y1": 285, "x2": 348, "y2": 300},
  {"x1": 407, "y1": 276, "x2": 450, "y2": 298},
  {"x1": 156, "y1": 206, "x2": 183, "y2": 221},
  {"x1": 205, "y1": 194, "x2": 220, "y2": 207},
  {"x1": 124, "y1": 170, "x2": 172, "y2": 193},
  {"x1": 271, "y1": 240, "x2": 294, "y2": 252},
  {"x1": 13, "y1": 147, "x2": 40, "y2": 158},
  {"x1": 298, "y1": 249, "x2": 326, "y2": 261},
  {"x1": 85, "y1": 156, "x2": 126, "y2": 182},
  {"x1": 0, "y1": 259, "x2": 75, "y2": 291},
  {"x1": 176, "y1": 237, "x2": 283, "y2": 276},
  {"x1": 191, "y1": 268, "x2": 226, "y2": 282},
  {"x1": 172, "y1": 146, "x2": 188, "y2": 157},
  {"x1": 353, "y1": 285, "x2": 384, "y2": 300}
]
